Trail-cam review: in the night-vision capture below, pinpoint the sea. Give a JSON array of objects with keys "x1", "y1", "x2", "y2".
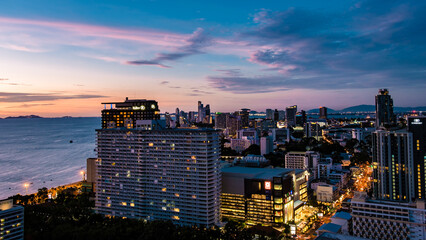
[{"x1": 0, "y1": 117, "x2": 100, "y2": 199}]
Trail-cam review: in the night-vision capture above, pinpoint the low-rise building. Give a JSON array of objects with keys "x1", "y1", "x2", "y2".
[
  {"x1": 331, "y1": 211, "x2": 352, "y2": 235},
  {"x1": 317, "y1": 184, "x2": 339, "y2": 203}
]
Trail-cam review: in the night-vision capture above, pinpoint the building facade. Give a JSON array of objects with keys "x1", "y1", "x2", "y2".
[
  {"x1": 372, "y1": 130, "x2": 414, "y2": 201},
  {"x1": 286, "y1": 105, "x2": 297, "y2": 127},
  {"x1": 221, "y1": 167, "x2": 307, "y2": 226},
  {"x1": 407, "y1": 116, "x2": 426, "y2": 200},
  {"x1": 0, "y1": 199, "x2": 24, "y2": 240},
  {"x1": 351, "y1": 192, "x2": 426, "y2": 240}
]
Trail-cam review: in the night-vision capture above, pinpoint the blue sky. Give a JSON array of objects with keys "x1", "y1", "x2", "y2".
[{"x1": 0, "y1": 0, "x2": 425, "y2": 116}]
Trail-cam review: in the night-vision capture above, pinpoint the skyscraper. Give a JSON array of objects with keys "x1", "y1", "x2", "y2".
[
  {"x1": 407, "y1": 116, "x2": 426, "y2": 200},
  {"x1": 96, "y1": 98, "x2": 221, "y2": 227},
  {"x1": 319, "y1": 107, "x2": 327, "y2": 119},
  {"x1": 372, "y1": 130, "x2": 414, "y2": 201},
  {"x1": 286, "y1": 105, "x2": 297, "y2": 126},
  {"x1": 375, "y1": 89, "x2": 395, "y2": 129},
  {"x1": 239, "y1": 108, "x2": 250, "y2": 128}
]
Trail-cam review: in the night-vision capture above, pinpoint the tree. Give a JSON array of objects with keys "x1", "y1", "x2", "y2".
[{"x1": 242, "y1": 144, "x2": 260, "y2": 156}]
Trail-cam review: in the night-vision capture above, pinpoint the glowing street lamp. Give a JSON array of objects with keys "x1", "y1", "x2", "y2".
[
  {"x1": 23, "y1": 183, "x2": 29, "y2": 195},
  {"x1": 80, "y1": 170, "x2": 86, "y2": 182}
]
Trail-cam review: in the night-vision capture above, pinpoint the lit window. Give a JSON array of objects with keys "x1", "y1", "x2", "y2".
[
  {"x1": 122, "y1": 202, "x2": 127, "y2": 206},
  {"x1": 172, "y1": 216, "x2": 180, "y2": 220},
  {"x1": 130, "y1": 203, "x2": 135, "y2": 207},
  {"x1": 162, "y1": 207, "x2": 167, "y2": 210},
  {"x1": 174, "y1": 208, "x2": 180, "y2": 212},
  {"x1": 149, "y1": 143, "x2": 154, "y2": 147}
]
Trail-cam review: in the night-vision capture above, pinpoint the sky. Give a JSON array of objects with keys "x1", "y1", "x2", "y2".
[{"x1": 0, "y1": 0, "x2": 425, "y2": 117}]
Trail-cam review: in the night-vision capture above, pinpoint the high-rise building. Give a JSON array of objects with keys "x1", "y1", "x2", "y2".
[
  {"x1": 239, "y1": 108, "x2": 250, "y2": 128},
  {"x1": 372, "y1": 130, "x2": 414, "y2": 201},
  {"x1": 278, "y1": 110, "x2": 286, "y2": 121},
  {"x1": 266, "y1": 109, "x2": 273, "y2": 120},
  {"x1": 319, "y1": 107, "x2": 328, "y2": 119},
  {"x1": 0, "y1": 199, "x2": 24, "y2": 240},
  {"x1": 407, "y1": 116, "x2": 426, "y2": 200},
  {"x1": 226, "y1": 113, "x2": 241, "y2": 136},
  {"x1": 96, "y1": 99, "x2": 221, "y2": 227},
  {"x1": 273, "y1": 109, "x2": 279, "y2": 122},
  {"x1": 375, "y1": 89, "x2": 395, "y2": 129},
  {"x1": 197, "y1": 101, "x2": 204, "y2": 123},
  {"x1": 260, "y1": 136, "x2": 273, "y2": 156},
  {"x1": 165, "y1": 112, "x2": 172, "y2": 128},
  {"x1": 295, "y1": 110, "x2": 306, "y2": 126},
  {"x1": 215, "y1": 112, "x2": 228, "y2": 129},
  {"x1": 286, "y1": 105, "x2": 297, "y2": 126},
  {"x1": 204, "y1": 104, "x2": 211, "y2": 124}
]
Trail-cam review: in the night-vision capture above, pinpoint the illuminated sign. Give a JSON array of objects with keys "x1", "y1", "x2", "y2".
[
  {"x1": 265, "y1": 181, "x2": 271, "y2": 190},
  {"x1": 290, "y1": 224, "x2": 297, "y2": 235},
  {"x1": 412, "y1": 119, "x2": 423, "y2": 125}
]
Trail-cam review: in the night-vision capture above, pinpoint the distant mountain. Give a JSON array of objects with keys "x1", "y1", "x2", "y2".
[
  {"x1": 5, "y1": 115, "x2": 43, "y2": 119},
  {"x1": 307, "y1": 105, "x2": 426, "y2": 113},
  {"x1": 307, "y1": 108, "x2": 337, "y2": 114},
  {"x1": 340, "y1": 105, "x2": 375, "y2": 112}
]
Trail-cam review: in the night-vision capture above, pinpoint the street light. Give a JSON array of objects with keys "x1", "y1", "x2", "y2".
[
  {"x1": 23, "y1": 183, "x2": 29, "y2": 195},
  {"x1": 80, "y1": 170, "x2": 86, "y2": 182}
]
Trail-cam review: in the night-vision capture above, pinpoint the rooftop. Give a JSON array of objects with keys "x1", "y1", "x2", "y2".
[
  {"x1": 221, "y1": 166, "x2": 297, "y2": 180},
  {"x1": 317, "y1": 223, "x2": 341, "y2": 233},
  {"x1": 315, "y1": 232, "x2": 369, "y2": 240},
  {"x1": 332, "y1": 211, "x2": 352, "y2": 221}
]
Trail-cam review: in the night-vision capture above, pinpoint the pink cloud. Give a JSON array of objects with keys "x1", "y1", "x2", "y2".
[{"x1": 0, "y1": 16, "x2": 187, "y2": 47}]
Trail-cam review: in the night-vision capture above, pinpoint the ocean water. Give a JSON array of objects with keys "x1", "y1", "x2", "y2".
[{"x1": 0, "y1": 117, "x2": 100, "y2": 199}]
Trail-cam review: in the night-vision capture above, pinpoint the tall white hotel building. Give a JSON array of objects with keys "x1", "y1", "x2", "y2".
[{"x1": 95, "y1": 98, "x2": 221, "y2": 227}]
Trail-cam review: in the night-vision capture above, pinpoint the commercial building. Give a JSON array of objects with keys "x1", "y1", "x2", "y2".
[
  {"x1": 372, "y1": 130, "x2": 414, "y2": 201},
  {"x1": 407, "y1": 116, "x2": 426, "y2": 200},
  {"x1": 96, "y1": 99, "x2": 221, "y2": 227},
  {"x1": 0, "y1": 199, "x2": 24, "y2": 240},
  {"x1": 221, "y1": 166, "x2": 308, "y2": 226},
  {"x1": 375, "y1": 89, "x2": 395, "y2": 129},
  {"x1": 351, "y1": 192, "x2": 426, "y2": 240}
]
